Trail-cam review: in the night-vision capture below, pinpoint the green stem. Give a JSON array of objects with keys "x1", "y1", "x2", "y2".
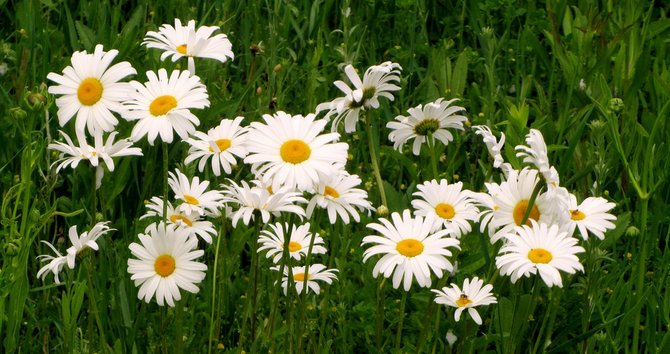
[
  {"x1": 632, "y1": 197, "x2": 649, "y2": 354},
  {"x1": 162, "y1": 143, "x2": 169, "y2": 225},
  {"x1": 363, "y1": 111, "x2": 388, "y2": 209},
  {"x1": 375, "y1": 279, "x2": 386, "y2": 352},
  {"x1": 175, "y1": 301, "x2": 184, "y2": 354},
  {"x1": 84, "y1": 258, "x2": 107, "y2": 350},
  {"x1": 249, "y1": 218, "x2": 262, "y2": 345},
  {"x1": 395, "y1": 290, "x2": 408, "y2": 350},
  {"x1": 416, "y1": 277, "x2": 447, "y2": 353},
  {"x1": 296, "y1": 225, "x2": 319, "y2": 354},
  {"x1": 208, "y1": 223, "x2": 225, "y2": 354},
  {"x1": 520, "y1": 181, "x2": 543, "y2": 226},
  {"x1": 427, "y1": 135, "x2": 440, "y2": 180}
]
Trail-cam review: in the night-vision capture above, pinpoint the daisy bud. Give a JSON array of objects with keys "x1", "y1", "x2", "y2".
[
  {"x1": 376, "y1": 205, "x2": 389, "y2": 216},
  {"x1": 626, "y1": 225, "x2": 640, "y2": 238},
  {"x1": 273, "y1": 63, "x2": 282, "y2": 72},
  {"x1": 608, "y1": 98, "x2": 624, "y2": 114},
  {"x1": 446, "y1": 330, "x2": 458, "y2": 347}
]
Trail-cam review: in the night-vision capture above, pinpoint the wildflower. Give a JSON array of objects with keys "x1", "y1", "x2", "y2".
[
  {"x1": 184, "y1": 116, "x2": 248, "y2": 176},
  {"x1": 361, "y1": 210, "x2": 460, "y2": 291},
  {"x1": 472, "y1": 125, "x2": 511, "y2": 175},
  {"x1": 36, "y1": 241, "x2": 68, "y2": 284},
  {"x1": 411, "y1": 179, "x2": 479, "y2": 237},
  {"x1": 305, "y1": 171, "x2": 374, "y2": 224},
  {"x1": 244, "y1": 111, "x2": 348, "y2": 192},
  {"x1": 565, "y1": 194, "x2": 616, "y2": 240},
  {"x1": 222, "y1": 179, "x2": 306, "y2": 227},
  {"x1": 168, "y1": 169, "x2": 225, "y2": 217},
  {"x1": 127, "y1": 222, "x2": 207, "y2": 307},
  {"x1": 123, "y1": 69, "x2": 209, "y2": 145},
  {"x1": 141, "y1": 196, "x2": 217, "y2": 244},
  {"x1": 515, "y1": 129, "x2": 559, "y2": 185},
  {"x1": 257, "y1": 223, "x2": 327, "y2": 264},
  {"x1": 65, "y1": 221, "x2": 114, "y2": 268},
  {"x1": 496, "y1": 221, "x2": 584, "y2": 287},
  {"x1": 316, "y1": 62, "x2": 402, "y2": 133},
  {"x1": 143, "y1": 19, "x2": 234, "y2": 75},
  {"x1": 47, "y1": 44, "x2": 136, "y2": 137},
  {"x1": 432, "y1": 276, "x2": 497, "y2": 325},
  {"x1": 272, "y1": 264, "x2": 338, "y2": 295},
  {"x1": 387, "y1": 98, "x2": 467, "y2": 155}
]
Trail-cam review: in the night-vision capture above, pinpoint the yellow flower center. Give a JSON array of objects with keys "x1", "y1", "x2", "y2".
[
  {"x1": 456, "y1": 294, "x2": 472, "y2": 307},
  {"x1": 570, "y1": 209, "x2": 586, "y2": 221},
  {"x1": 288, "y1": 241, "x2": 302, "y2": 252},
  {"x1": 528, "y1": 248, "x2": 553, "y2": 264},
  {"x1": 280, "y1": 139, "x2": 311, "y2": 164},
  {"x1": 169, "y1": 214, "x2": 193, "y2": 227},
  {"x1": 208, "y1": 139, "x2": 232, "y2": 152},
  {"x1": 176, "y1": 44, "x2": 188, "y2": 55},
  {"x1": 435, "y1": 203, "x2": 455, "y2": 219},
  {"x1": 77, "y1": 78, "x2": 103, "y2": 106},
  {"x1": 154, "y1": 254, "x2": 176, "y2": 277},
  {"x1": 513, "y1": 200, "x2": 541, "y2": 226},
  {"x1": 293, "y1": 272, "x2": 312, "y2": 282},
  {"x1": 149, "y1": 95, "x2": 178, "y2": 116},
  {"x1": 396, "y1": 239, "x2": 424, "y2": 257},
  {"x1": 324, "y1": 186, "x2": 340, "y2": 198},
  {"x1": 183, "y1": 195, "x2": 199, "y2": 205}
]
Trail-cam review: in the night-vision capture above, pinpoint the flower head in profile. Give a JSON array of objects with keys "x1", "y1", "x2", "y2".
[
  {"x1": 496, "y1": 221, "x2": 584, "y2": 287},
  {"x1": 515, "y1": 129, "x2": 559, "y2": 185},
  {"x1": 387, "y1": 98, "x2": 467, "y2": 155},
  {"x1": 222, "y1": 179, "x2": 306, "y2": 227},
  {"x1": 184, "y1": 116, "x2": 248, "y2": 176},
  {"x1": 36, "y1": 241, "x2": 69, "y2": 284},
  {"x1": 272, "y1": 264, "x2": 338, "y2": 295},
  {"x1": 65, "y1": 221, "x2": 114, "y2": 268},
  {"x1": 565, "y1": 194, "x2": 616, "y2": 240},
  {"x1": 306, "y1": 171, "x2": 374, "y2": 224},
  {"x1": 473, "y1": 125, "x2": 511, "y2": 174},
  {"x1": 317, "y1": 62, "x2": 402, "y2": 133},
  {"x1": 143, "y1": 19, "x2": 234, "y2": 74},
  {"x1": 123, "y1": 69, "x2": 209, "y2": 145},
  {"x1": 432, "y1": 277, "x2": 497, "y2": 325},
  {"x1": 244, "y1": 111, "x2": 348, "y2": 192},
  {"x1": 127, "y1": 222, "x2": 207, "y2": 307},
  {"x1": 411, "y1": 179, "x2": 479, "y2": 237},
  {"x1": 361, "y1": 210, "x2": 460, "y2": 291},
  {"x1": 257, "y1": 222, "x2": 327, "y2": 264},
  {"x1": 168, "y1": 169, "x2": 225, "y2": 216},
  {"x1": 47, "y1": 44, "x2": 136, "y2": 137},
  {"x1": 141, "y1": 196, "x2": 217, "y2": 244}
]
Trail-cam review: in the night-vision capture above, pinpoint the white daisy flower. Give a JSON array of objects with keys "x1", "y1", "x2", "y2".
[
  {"x1": 65, "y1": 221, "x2": 114, "y2": 269},
  {"x1": 36, "y1": 241, "x2": 69, "y2": 284},
  {"x1": 306, "y1": 171, "x2": 374, "y2": 224},
  {"x1": 387, "y1": 98, "x2": 467, "y2": 155},
  {"x1": 143, "y1": 19, "x2": 234, "y2": 75},
  {"x1": 141, "y1": 196, "x2": 217, "y2": 244},
  {"x1": 361, "y1": 210, "x2": 460, "y2": 291},
  {"x1": 222, "y1": 179, "x2": 306, "y2": 227},
  {"x1": 272, "y1": 264, "x2": 338, "y2": 295},
  {"x1": 566, "y1": 194, "x2": 616, "y2": 240},
  {"x1": 470, "y1": 190, "x2": 497, "y2": 235},
  {"x1": 515, "y1": 129, "x2": 559, "y2": 185},
  {"x1": 123, "y1": 68, "x2": 209, "y2": 145},
  {"x1": 47, "y1": 44, "x2": 136, "y2": 137},
  {"x1": 486, "y1": 168, "x2": 554, "y2": 243},
  {"x1": 496, "y1": 221, "x2": 585, "y2": 287},
  {"x1": 411, "y1": 179, "x2": 479, "y2": 237},
  {"x1": 168, "y1": 169, "x2": 225, "y2": 217},
  {"x1": 473, "y1": 125, "x2": 513, "y2": 177},
  {"x1": 184, "y1": 116, "x2": 248, "y2": 176},
  {"x1": 127, "y1": 222, "x2": 208, "y2": 307},
  {"x1": 316, "y1": 62, "x2": 402, "y2": 133},
  {"x1": 432, "y1": 276, "x2": 497, "y2": 325},
  {"x1": 257, "y1": 222, "x2": 327, "y2": 264},
  {"x1": 244, "y1": 111, "x2": 348, "y2": 192}
]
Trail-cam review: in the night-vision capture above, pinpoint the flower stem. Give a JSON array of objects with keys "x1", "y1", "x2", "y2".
[
  {"x1": 427, "y1": 135, "x2": 440, "y2": 180},
  {"x1": 375, "y1": 279, "x2": 386, "y2": 352},
  {"x1": 296, "y1": 225, "x2": 319, "y2": 353},
  {"x1": 363, "y1": 111, "x2": 388, "y2": 209},
  {"x1": 162, "y1": 143, "x2": 169, "y2": 225},
  {"x1": 395, "y1": 290, "x2": 408, "y2": 350},
  {"x1": 208, "y1": 221, "x2": 225, "y2": 354}
]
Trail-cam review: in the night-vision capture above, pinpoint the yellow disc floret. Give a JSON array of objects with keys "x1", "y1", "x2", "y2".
[
  {"x1": 396, "y1": 239, "x2": 424, "y2": 257},
  {"x1": 154, "y1": 254, "x2": 176, "y2": 277},
  {"x1": 280, "y1": 139, "x2": 311, "y2": 164},
  {"x1": 77, "y1": 78, "x2": 103, "y2": 106},
  {"x1": 149, "y1": 95, "x2": 178, "y2": 116}
]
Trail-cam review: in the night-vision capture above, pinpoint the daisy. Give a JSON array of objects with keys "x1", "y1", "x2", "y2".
[
  {"x1": 141, "y1": 196, "x2": 217, "y2": 244},
  {"x1": 122, "y1": 68, "x2": 209, "y2": 145},
  {"x1": 515, "y1": 129, "x2": 559, "y2": 185},
  {"x1": 486, "y1": 168, "x2": 554, "y2": 243},
  {"x1": 168, "y1": 169, "x2": 224, "y2": 216},
  {"x1": 496, "y1": 221, "x2": 585, "y2": 287},
  {"x1": 432, "y1": 277, "x2": 497, "y2": 325},
  {"x1": 127, "y1": 222, "x2": 208, "y2": 307},
  {"x1": 361, "y1": 210, "x2": 460, "y2": 291},
  {"x1": 473, "y1": 125, "x2": 513, "y2": 176},
  {"x1": 244, "y1": 111, "x2": 348, "y2": 192},
  {"x1": 184, "y1": 116, "x2": 248, "y2": 176},
  {"x1": 48, "y1": 130, "x2": 98, "y2": 173},
  {"x1": 272, "y1": 264, "x2": 338, "y2": 295},
  {"x1": 65, "y1": 221, "x2": 114, "y2": 269},
  {"x1": 257, "y1": 222, "x2": 327, "y2": 264},
  {"x1": 36, "y1": 241, "x2": 69, "y2": 284},
  {"x1": 305, "y1": 171, "x2": 374, "y2": 224},
  {"x1": 387, "y1": 98, "x2": 468, "y2": 155},
  {"x1": 222, "y1": 179, "x2": 306, "y2": 227},
  {"x1": 565, "y1": 194, "x2": 616, "y2": 240},
  {"x1": 47, "y1": 44, "x2": 136, "y2": 137},
  {"x1": 411, "y1": 179, "x2": 479, "y2": 237},
  {"x1": 316, "y1": 62, "x2": 402, "y2": 133},
  {"x1": 143, "y1": 19, "x2": 234, "y2": 75}
]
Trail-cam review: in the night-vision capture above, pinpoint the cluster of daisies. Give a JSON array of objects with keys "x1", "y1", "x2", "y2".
[{"x1": 38, "y1": 17, "x2": 617, "y2": 330}]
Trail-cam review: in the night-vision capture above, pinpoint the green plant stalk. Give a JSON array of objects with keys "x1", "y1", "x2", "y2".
[
  {"x1": 268, "y1": 214, "x2": 296, "y2": 352},
  {"x1": 249, "y1": 217, "x2": 263, "y2": 346},
  {"x1": 416, "y1": 276, "x2": 447, "y2": 353},
  {"x1": 363, "y1": 111, "x2": 388, "y2": 209},
  {"x1": 375, "y1": 279, "x2": 386, "y2": 352},
  {"x1": 162, "y1": 143, "x2": 169, "y2": 225},
  {"x1": 296, "y1": 225, "x2": 319, "y2": 354},
  {"x1": 175, "y1": 301, "x2": 184, "y2": 353},
  {"x1": 84, "y1": 257, "x2": 108, "y2": 350},
  {"x1": 208, "y1": 222, "x2": 225, "y2": 354},
  {"x1": 631, "y1": 197, "x2": 648, "y2": 354},
  {"x1": 395, "y1": 290, "x2": 408, "y2": 350},
  {"x1": 427, "y1": 135, "x2": 440, "y2": 180},
  {"x1": 531, "y1": 287, "x2": 553, "y2": 354}
]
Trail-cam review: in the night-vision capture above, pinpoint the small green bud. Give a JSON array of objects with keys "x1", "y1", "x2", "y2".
[
  {"x1": 626, "y1": 226, "x2": 640, "y2": 237},
  {"x1": 376, "y1": 205, "x2": 389, "y2": 216},
  {"x1": 9, "y1": 107, "x2": 27, "y2": 120},
  {"x1": 608, "y1": 98, "x2": 624, "y2": 114}
]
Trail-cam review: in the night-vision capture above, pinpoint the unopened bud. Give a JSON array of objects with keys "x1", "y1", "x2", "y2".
[
  {"x1": 376, "y1": 205, "x2": 389, "y2": 216},
  {"x1": 608, "y1": 98, "x2": 624, "y2": 114},
  {"x1": 273, "y1": 63, "x2": 282, "y2": 73},
  {"x1": 626, "y1": 226, "x2": 640, "y2": 237}
]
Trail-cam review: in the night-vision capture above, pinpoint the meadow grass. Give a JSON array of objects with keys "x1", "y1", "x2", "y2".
[{"x1": 0, "y1": 0, "x2": 669, "y2": 353}]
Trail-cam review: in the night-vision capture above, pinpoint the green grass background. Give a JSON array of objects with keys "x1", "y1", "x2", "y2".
[{"x1": 0, "y1": 0, "x2": 669, "y2": 353}]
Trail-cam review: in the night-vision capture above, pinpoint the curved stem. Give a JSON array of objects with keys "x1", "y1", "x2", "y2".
[
  {"x1": 363, "y1": 111, "x2": 388, "y2": 209},
  {"x1": 208, "y1": 221, "x2": 225, "y2": 354},
  {"x1": 395, "y1": 290, "x2": 408, "y2": 350}
]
